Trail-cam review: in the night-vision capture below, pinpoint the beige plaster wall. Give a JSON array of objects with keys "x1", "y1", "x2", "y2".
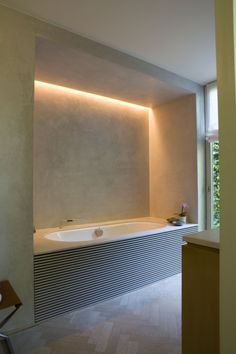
[
  {"x1": 0, "y1": 6, "x2": 35, "y2": 330},
  {"x1": 149, "y1": 95, "x2": 198, "y2": 223},
  {"x1": 33, "y1": 84, "x2": 150, "y2": 228}
]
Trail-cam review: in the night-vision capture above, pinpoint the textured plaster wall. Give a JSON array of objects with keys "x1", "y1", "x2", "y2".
[
  {"x1": 0, "y1": 6, "x2": 35, "y2": 330},
  {"x1": 34, "y1": 84, "x2": 150, "y2": 228},
  {"x1": 149, "y1": 95, "x2": 198, "y2": 223}
]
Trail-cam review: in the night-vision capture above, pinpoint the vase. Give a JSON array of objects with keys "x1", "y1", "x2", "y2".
[{"x1": 179, "y1": 216, "x2": 187, "y2": 224}]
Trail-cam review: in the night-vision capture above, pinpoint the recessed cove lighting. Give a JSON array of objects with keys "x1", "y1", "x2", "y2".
[{"x1": 34, "y1": 80, "x2": 151, "y2": 111}]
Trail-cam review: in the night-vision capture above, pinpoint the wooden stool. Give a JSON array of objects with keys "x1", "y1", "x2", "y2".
[{"x1": 0, "y1": 281, "x2": 22, "y2": 354}]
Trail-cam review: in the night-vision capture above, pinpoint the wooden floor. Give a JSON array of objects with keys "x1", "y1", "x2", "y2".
[{"x1": 11, "y1": 274, "x2": 181, "y2": 354}]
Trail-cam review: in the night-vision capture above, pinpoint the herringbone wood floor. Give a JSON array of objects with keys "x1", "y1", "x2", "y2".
[{"x1": 11, "y1": 274, "x2": 181, "y2": 354}]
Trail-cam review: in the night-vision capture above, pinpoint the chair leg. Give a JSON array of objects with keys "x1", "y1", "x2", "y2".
[{"x1": 0, "y1": 333, "x2": 15, "y2": 354}]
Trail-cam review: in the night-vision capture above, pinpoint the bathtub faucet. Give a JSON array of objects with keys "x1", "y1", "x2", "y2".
[{"x1": 59, "y1": 219, "x2": 80, "y2": 229}]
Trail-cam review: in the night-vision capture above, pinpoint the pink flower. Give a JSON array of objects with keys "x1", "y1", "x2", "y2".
[
  {"x1": 180, "y1": 203, "x2": 189, "y2": 216},
  {"x1": 181, "y1": 203, "x2": 189, "y2": 209}
]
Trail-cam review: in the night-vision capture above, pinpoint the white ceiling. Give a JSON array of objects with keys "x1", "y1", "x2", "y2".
[{"x1": 1, "y1": 0, "x2": 216, "y2": 84}]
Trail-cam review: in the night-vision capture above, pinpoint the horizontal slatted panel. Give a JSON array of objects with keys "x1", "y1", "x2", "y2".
[{"x1": 34, "y1": 226, "x2": 197, "y2": 322}]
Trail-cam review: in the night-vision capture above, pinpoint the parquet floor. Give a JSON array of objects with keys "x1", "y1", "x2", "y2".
[{"x1": 11, "y1": 274, "x2": 181, "y2": 354}]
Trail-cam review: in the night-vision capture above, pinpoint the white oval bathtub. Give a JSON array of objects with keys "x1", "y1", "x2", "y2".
[{"x1": 45, "y1": 221, "x2": 166, "y2": 243}]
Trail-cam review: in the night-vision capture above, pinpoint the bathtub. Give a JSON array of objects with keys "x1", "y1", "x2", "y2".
[
  {"x1": 34, "y1": 219, "x2": 198, "y2": 323},
  {"x1": 45, "y1": 221, "x2": 167, "y2": 243}
]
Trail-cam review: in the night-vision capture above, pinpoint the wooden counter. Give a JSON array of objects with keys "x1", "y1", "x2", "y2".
[{"x1": 182, "y1": 230, "x2": 219, "y2": 354}]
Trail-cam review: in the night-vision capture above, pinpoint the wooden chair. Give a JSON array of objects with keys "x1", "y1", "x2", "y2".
[{"x1": 0, "y1": 281, "x2": 22, "y2": 354}]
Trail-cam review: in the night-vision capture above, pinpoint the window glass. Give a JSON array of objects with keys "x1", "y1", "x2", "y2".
[
  {"x1": 206, "y1": 82, "x2": 219, "y2": 142},
  {"x1": 212, "y1": 141, "x2": 220, "y2": 227},
  {"x1": 206, "y1": 82, "x2": 220, "y2": 228}
]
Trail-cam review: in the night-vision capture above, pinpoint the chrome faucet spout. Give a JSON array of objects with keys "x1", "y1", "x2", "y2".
[{"x1": 59, "y1": 219, "x2": 80, "y2": 229}]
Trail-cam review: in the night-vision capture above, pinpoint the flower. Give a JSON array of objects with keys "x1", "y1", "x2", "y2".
[
  {"x1": 180, "y1": 203, "x2": 189, "y2": 216},
  {"x1": 182, "y1": 203, "x2": 188, "y2": 209}
]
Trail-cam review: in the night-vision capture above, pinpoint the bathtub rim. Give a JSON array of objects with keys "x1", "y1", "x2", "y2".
[{"x1": 34, "y1": 217, "x2": 198, "y2": 255}]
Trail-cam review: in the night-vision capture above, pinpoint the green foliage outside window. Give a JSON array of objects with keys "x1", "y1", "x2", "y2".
[{"x1": 212, "y1": 142, "x2": 220, "y2": 227}]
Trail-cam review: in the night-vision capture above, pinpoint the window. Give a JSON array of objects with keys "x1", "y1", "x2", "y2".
[
  {"x1": 206, "y1": 82, "x2": 220, "y2": 228},
  {"x1": 211, "y1": 141, "x2": 220, "y2": 227}
]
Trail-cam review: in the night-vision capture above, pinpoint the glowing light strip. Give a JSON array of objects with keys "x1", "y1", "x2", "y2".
[{"x1": 35, "y1": 80, "x2": 151, "y2": 111}]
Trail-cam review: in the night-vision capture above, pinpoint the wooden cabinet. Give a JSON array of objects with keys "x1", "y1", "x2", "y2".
[{"x1": 182, "y1": 243, "x2": 219, "y2": 354}]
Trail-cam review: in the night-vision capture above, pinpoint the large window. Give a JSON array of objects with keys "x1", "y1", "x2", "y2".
[{"x1": 206, "y1": 83, "x2": 220, "y2": 229}]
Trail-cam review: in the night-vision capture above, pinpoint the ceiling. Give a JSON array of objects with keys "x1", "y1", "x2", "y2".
[{"x1": 1, "y1": 0, "x2": 216, "y2": 85}]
